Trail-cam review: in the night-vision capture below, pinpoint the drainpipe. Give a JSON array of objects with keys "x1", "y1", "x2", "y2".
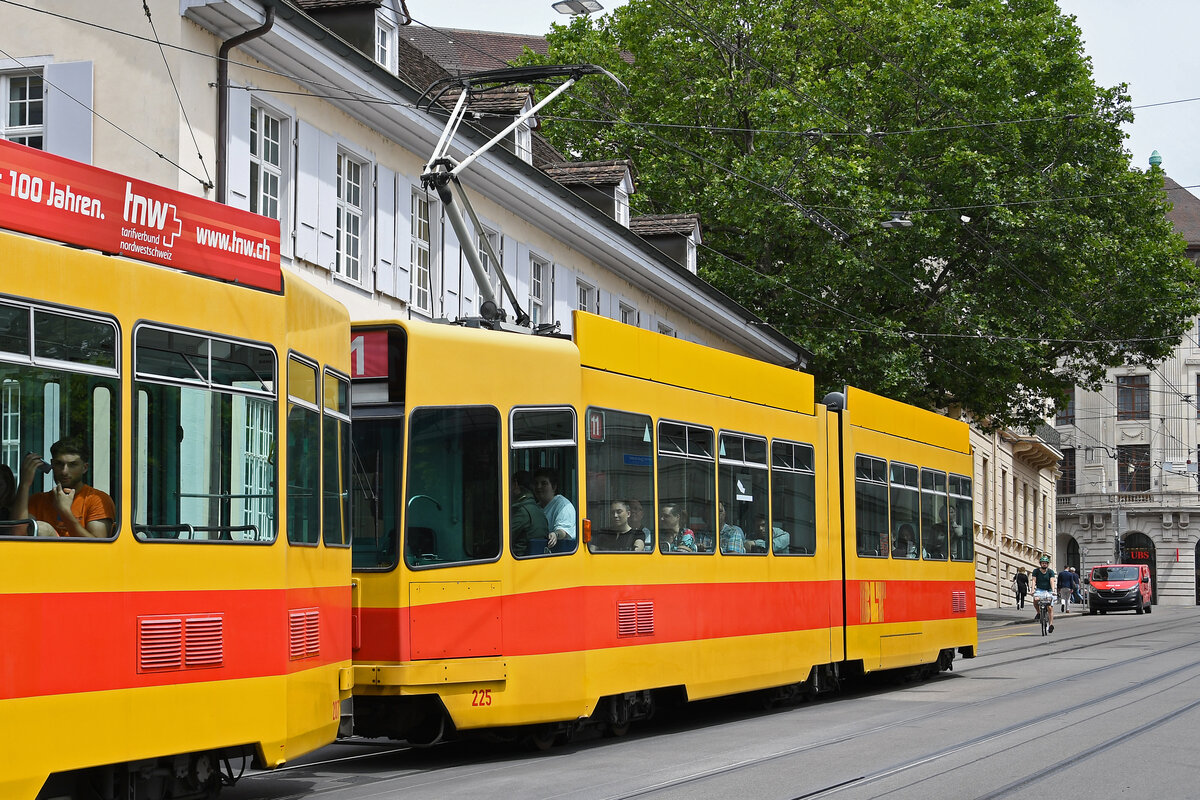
[{"x1": 216, "y1": 5, "x2": 275, "y2": 203}]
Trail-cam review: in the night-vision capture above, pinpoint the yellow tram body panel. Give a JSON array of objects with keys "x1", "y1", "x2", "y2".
[
  {"x1": 839, "y1": 387, "x2": 978, "y2": 672},
  {"x1": 0, "y1": 232, "x2": 351, "y2": 797}
]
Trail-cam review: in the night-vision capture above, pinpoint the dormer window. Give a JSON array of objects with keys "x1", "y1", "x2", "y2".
[
  {"x1": 614, "y1": 185, "x2": 629, "y2": 227},
  {"x1": 375, "y1": 16, "x2": 396, "y2": 73},
  {"x1": 515, "y1": 119, "x2": 532, "y2": 164}
]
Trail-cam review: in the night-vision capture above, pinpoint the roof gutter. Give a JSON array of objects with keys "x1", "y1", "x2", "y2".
[{"x1": 216, "y1": 5, "x2": 275, "y2": 203}]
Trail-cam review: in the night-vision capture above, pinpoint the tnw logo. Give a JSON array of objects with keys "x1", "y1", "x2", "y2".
[{"x1": 123, "y1": 182, "x2": 183, "y2": 247}]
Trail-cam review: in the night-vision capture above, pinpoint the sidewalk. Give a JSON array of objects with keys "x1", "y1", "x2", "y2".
[{"x1": 977, "y1": 603, "x2": 1084, "y2": 626}]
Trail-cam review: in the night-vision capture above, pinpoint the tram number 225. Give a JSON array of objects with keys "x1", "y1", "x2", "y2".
[{"x1": 471, "y1": 689, "x2": 493, "y2": 707}]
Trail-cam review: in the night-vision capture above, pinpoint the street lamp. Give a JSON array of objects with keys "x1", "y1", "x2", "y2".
[
  {"x1": 552, "y1": 0, "x2": 603, "y2": 14},
  {"x1": 880, "y1": 213, "x2": 912, "y2": 229}
]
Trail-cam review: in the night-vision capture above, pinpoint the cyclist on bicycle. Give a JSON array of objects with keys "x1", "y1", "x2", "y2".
[{"x1": 1030, "y1": 555, "x2": 1057, "y2": 633}]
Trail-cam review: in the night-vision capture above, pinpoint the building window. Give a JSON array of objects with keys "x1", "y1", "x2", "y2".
[
  {"x1": 1057, "y1": 448, "x2": 1075, "y2": 495},
  {"x1": 529, "y1": 255, "x2": 547, "y2": 326},
  {"x1": 619, "y1": 302, "x2": 637, "y2": 326},
  {"x1": 472, "y1": 229, "x2": 501, "y2": 312},
  {"x1": 658, "y1": 322, "x2": 675, "y2": 337},
  {"x1": 1116, "y1": 374, "x2": 1149, "y2": 420},
  {"x1": 577, "y1": 281, "x2": 594, "y2": 313},
  {"x1": 1056, "y1": 391, "x2": 1075, "y2": 426},
  {"x1": 376, "y1": 18, "x2": 396, "y2": 72},
  {"x1": 249, "y1": 105, "x2": 282, "y2": 221},
  {"x1": 1117, "y1": 445, "x2": 1150, "y2": 493},
  {"x1": 335, "y1": 152, "x2": 365, "y2": 283},
  {"x1": 515, "y1": 121, "x2": 532, "y2": 164},
  {"x1": 614, "y1": 186, "x2": 630, "y2": 227},
  {"x1": 411, "y1": 190, "x2": 432, "y2": 313},
  {"x1": 2, "y1": 72, "x2": 43, "y2": 149}
]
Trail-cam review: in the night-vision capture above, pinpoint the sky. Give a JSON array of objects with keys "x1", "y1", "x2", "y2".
[{"x1": 407, "y1": 1, "x2": 1200, "y2": 188}]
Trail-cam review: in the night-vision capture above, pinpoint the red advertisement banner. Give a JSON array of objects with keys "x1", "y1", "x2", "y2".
[{"x1": 0, "y1": 139, "x2": 281, "y2": 292}]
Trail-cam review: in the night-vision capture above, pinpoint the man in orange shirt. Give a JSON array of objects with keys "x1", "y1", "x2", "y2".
[{"x1": 14, "y1": 439, "x2": 115, "y2": 538}]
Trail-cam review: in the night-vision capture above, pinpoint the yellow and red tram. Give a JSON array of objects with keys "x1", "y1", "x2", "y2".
[
  {"x1": 0, "y1": 141, "x2": 352, "y2": 799},
  {"x1": 348, "y1": 312, "x2": 976, "y2": 744}
]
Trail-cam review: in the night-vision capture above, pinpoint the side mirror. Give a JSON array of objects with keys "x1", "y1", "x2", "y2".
[{"x1": 1082, "y1": 577, "x2": 1090, "y2": 585}]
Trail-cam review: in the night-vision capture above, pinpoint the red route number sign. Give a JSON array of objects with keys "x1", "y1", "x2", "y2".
[{"x1": 0, "y1": 139, "x2": 282, "y2": 291}]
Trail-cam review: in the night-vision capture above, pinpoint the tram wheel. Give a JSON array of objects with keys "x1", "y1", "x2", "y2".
[{"x1": 526, "y1": 725, "x2": 557, "y2": 751}]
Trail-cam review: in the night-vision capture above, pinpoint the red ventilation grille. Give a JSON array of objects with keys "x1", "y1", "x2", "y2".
[
  {"x1": 951, "y1": 591, "x2": 968, "y2": 613},
  {"x1": 289, "y1": 608, "x2": 321, "y2": 660},
  {"x1": 184, "y1": 616, "x2": 224, "y2": 667},
  {"x1": 617, "y1": 601, "x2": 655, "y2": 638},
  {"x1": 138, "y1": 617, "x2": 182, "y2": 671},
  {"x1": 138, "y1": 614, "x2": 224, "y2": 672}
]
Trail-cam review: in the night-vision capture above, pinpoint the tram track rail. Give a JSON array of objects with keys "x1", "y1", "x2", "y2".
[{"x1": 227, "y1": 615, "x2": 1200, "y2": 800}]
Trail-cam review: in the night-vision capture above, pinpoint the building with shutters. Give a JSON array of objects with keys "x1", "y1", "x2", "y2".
[{"x1": 0, "y1": 0, "x2": 803, "y2": 367}]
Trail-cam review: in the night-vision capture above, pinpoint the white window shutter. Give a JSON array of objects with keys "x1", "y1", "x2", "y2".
[
  {"x1": 43, "y1": 61, "x2": 92, "y2": 164},
  {"x1": 442, "y1": 211, "x2": 461, "y2": 313},
  {"x1": 375, "y1": 164, "x2": 397, "y2": 296},
  {"x1": 295, "y1": 120, "x2": 321, "y2": 264},
  {"x1": 500, "y1": 234, "x2": 518, "y2": 316},
  {"x1": 316, "y1": 131, "x2": 337, "y2": 271},
  {"x1": 552, "y1": 262, "x2": 574, "y2": 329},
  {"x1": 226, "y1": 88, "x2": 251, "y2": 210}
]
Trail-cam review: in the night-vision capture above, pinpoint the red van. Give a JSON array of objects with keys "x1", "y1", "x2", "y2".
[{"x1": 1084, "y1": 564, "x2": 1152, "y2": 615}]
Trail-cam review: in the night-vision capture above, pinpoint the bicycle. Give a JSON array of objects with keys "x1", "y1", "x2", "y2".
[{"x1": 1032, "y1": 589, "x2": 1055, "y2": 636}]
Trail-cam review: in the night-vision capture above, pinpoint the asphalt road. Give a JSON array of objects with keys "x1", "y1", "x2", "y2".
[{"x1": 224, "y1": 605, "x2": 1200, "y2": 799}]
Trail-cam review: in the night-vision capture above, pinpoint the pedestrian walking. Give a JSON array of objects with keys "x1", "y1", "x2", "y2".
[
  {"x1": 1014, "y1": 567, "x2": 1028, "y2": 609},
  {"x1": 1058, "y1": 565, "x2": 1079, "y2": 612}
]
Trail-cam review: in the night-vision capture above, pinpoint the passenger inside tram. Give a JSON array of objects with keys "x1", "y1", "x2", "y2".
[
  {"x1": 509, "y1": 470, "x2": 548, "y2": 557},
  {"x1": 718, "y1": 501, "x2": 746, "y2": 554},
  {"x1": 748, "y1": 514, "x2": 789, "y2": 553},
  {"x1": 659, "y1": 503, "x2": 696, "y2": 553},
  {"x1": 892, "y1": 523, "x2": 918, "y2": 558},
  {"x1": 532, "y1": 467, "x2": 576, "y2": 551},
  {"x1": 892, "y1": 523, "x2": 917, "y2": 558},
  {"x1": 626, "y1": 498, "x2": 653, "y2": 551},
  {"x1": 14, "y1": 439, "x2": 115, "y2": 538}
]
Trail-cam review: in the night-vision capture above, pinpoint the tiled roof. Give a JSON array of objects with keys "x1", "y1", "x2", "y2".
[
  {"x1": 630, "y1": 213, "x2": 701, "y2": 238},
  {"x1": 1164, "y1": 175, "x2": 1200, "y2": 246},
  {"x1": 541, "y1": 159, "x2": 634, "y2": 187},
  {"x1": 444, "y1": 86, "x2": 531, "y2": 115},
  {"x1": 403, "y1": 27, "x2": 549, "y2": 74}
]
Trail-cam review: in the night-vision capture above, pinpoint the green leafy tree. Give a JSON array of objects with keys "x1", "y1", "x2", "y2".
[{"x1": 522, "y1": 0, "x2": 1199, "y2": 428}]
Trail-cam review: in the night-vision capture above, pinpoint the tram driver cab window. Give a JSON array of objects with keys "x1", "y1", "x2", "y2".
[
  {"x1": 405, "y1": 405, "x2": 502, "y2": 567},
  {"x1": 0, "y1": 300, "x2": 119, "y2": 539},
  {"x1": 510, "y1": 407, "x2": 578, "y2": 558}
]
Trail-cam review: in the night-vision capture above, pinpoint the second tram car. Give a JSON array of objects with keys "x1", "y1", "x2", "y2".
[{"x1": 348, "y1": 312, "x2": 976, "y2": 744}]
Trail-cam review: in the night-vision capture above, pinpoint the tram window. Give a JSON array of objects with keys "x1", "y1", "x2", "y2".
[
  {"x1": 854, "y1": 455, "x2": 888, "y2": 557},
  {"x1": 32, "y1": 308, "x2": 118, "y2": 370},
  {"x1": 406, "y1": 406, "x2": 501, "y2": 567},
  {"x1": 351, "y1": 416, "x2": 403, "y2": 570},
  {"x1": 718, "y1": 432, "x2": 767, "y2": 555},
  {"x1": 658, "y1": 421, "x2": 714, "y2": 554},
  {"x1": 585, "y1": 408, "x2": 654, "y2": 554},
  {"x1": 0, "y1": 300, "x2": 119, "y2": 540},
  {"x1": 0, "y1": 301, "x2": 30, "y2": 356},
  {"x1": 322, "y1": 370, "x2": 351, "y2": 547},
  {"x1": 770, "y1": 440, "x2": 816, "y2": 556},
  {"x1": 510, "y1": 407, "x2": 578, "y2": 558},
  {"x1": 287, "y1": 356, "x2": 320, "y2": 546},
  {"x1": 133, "y1": 325, "x2": 276, "y2": 543},
  {"x1": 889, "y1": 462, "x2": 919, "y2": 559},
  {"x1": 921, "y1": 468, "x2": 948, "y2": 560},
  {"x1": 949, "y1": 473, "x2": 974, "y2": 561}
]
